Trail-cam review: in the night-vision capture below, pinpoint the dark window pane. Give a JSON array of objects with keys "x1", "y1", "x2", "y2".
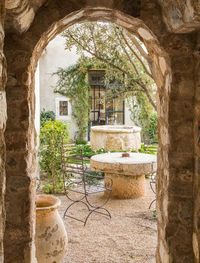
[
  {"x1": 88, "y1": 71, "x2": 105, "y2": 85},
  {"x1": 59, "y1": 101, "x2": 68, "y2": 116}
]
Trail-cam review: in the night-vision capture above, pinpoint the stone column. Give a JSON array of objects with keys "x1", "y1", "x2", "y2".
[
  {"x1": 141, "y1": 2, "x2": 196, "y2": 261},
  {"x1": 156, "y1": 33, "x2": 196, "y2": 263},
  {"x1": 4, "y1": 35, "x2": 36, "y2": 263},
  {"x1": 193, "y1": 33, "x2": 200, "y2": 263},
  {"x1": 0, "y1": 1, "x2": 6, "y2": 262}
]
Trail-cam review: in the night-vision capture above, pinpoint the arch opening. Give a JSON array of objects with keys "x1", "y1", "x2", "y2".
[{"x1": 5, "y1": 7, "x2": 172, "y2": 263}]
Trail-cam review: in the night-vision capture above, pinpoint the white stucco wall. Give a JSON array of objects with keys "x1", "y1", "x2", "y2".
[
  {"x1": 35, "y1": 63, "x2": 40, "y2": 136},
  {"x1": 124, "y1": 99, "x2": 134, "y2": 126},
  {"x1": 35, "y1": 62, "x2": 41, "y2": 178},
  {"x1": 36, "y1": 35, "x2": 79, "y2": 140},
  {"x1": 35, "y1": 34, "x2": 136, "y2": 142}
]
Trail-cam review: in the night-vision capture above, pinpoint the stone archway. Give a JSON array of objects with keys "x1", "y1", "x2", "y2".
[{"x1": 4, "y1": 2, "x2": 196, "y2": 263}]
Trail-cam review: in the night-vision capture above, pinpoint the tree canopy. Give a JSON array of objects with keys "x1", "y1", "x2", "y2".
[
  {"x1": 62, "y1": 22, "x2": 156, "y2": 109},
  {"x1": 54, "y1": 22, "x2": 157, "y2": 142}
]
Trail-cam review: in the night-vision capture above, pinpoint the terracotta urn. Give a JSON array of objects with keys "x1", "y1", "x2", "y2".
[{"x1": 35, "y1": 194, "x2": 68, "y2": 263}]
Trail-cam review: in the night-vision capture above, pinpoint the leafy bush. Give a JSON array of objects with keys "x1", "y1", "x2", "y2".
[
  {"x1": 75, "y1": 139, "x2": 87, "y2": 145},
  {"x1": 42, "y1": 180, "x2": 64, "y2": 194},
  {"x1": 75, "y1": 144, "x2": 106, "y2": 158},
  {"x1": 40, "y1": 109, "x2": 55, "y2": 127},
  {"x1": 138, "y1": 143, "x2": 157, "y2": 155},
  {"x1": 40, "y1": 120, "x2": 69, "y2": 193}
]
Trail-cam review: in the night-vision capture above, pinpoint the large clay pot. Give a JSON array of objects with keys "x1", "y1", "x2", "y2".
[{"x1": 35, "y1": 194, "x2": 68, "y2": 263}]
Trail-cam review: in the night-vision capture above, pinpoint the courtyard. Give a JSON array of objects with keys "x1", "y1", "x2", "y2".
[
  {"x1": 58, "y1": 180, "x2": 156, "y2": 263},
  {"x1": 1, "y1": 1, "x2": 200, "y2": 263}
]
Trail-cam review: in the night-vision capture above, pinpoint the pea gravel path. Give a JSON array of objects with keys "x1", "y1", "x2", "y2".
[{"x1": 58, "y1": 179, "x2": 157, "y2": 263}]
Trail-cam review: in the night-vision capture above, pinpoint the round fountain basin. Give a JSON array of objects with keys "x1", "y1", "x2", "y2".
[{"x1": 90, "y1": 125, "x2": 141, "y2": 151}]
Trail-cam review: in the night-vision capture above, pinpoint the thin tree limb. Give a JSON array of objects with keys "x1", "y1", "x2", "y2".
[
  {"x1": 126, "y1": 32, "x2": 150, "y2": 61},
  {"x1": 114, "y1": 28, "x2": 139, "y2": 75},
  {"x1": 88, "y1": 24, "x2": 98, "y2": 56},
  {"x1": 121, "y1": 31, "x2": 153, "y2": 79},
  {"x1": 66, "y1": 31, "x2": 156, "y2": 110}
]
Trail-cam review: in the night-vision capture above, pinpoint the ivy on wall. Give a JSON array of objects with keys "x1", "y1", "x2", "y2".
[{"x1": 54, "y1": 58, "x2": 91, "y2": 142}]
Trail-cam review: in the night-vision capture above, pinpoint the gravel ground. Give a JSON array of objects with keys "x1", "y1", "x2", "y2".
[{"x1": 58, "y1": 179, "x2": 157, "y2": 263}]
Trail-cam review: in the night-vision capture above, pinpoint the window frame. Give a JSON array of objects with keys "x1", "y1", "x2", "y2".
[{"x1": 59, "y1": 100, "x2": 68, "y2": 116}]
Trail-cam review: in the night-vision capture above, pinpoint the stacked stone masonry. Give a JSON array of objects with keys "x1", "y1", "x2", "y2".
[
  {"x1": 0, "y1": 1, "x2": 6, "y2": 262},
  {"x1": 193, "y1": 32, "x2": 200, "y2": 263},
  {"x1": 1, "y1": 0, "x2": 200, "y2": 262}
]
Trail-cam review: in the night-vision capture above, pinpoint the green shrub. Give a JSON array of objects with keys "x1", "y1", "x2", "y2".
[
  {"x1": 75, "y1": 139, "x2": 87, "y2": 145},
  {"x1": 42, "y1": 180, "x2": 64, "y2": 194},
  {"x1": 40, "y1": 109, "x2": 55, "y2": 127},
  {"x1": 75, "y1": 144, "x2": 106, "y2": 158},
  {"x1": 40, "y1": 120, "x2": 69, "y2": 193},
  {"x1": 138, "y1": 143, "x2": 157, "y2": 155}
]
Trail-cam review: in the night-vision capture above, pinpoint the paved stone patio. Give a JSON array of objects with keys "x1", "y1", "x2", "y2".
[{"x1": 58, "y1": 179, "x2": 157, "y2": 263}]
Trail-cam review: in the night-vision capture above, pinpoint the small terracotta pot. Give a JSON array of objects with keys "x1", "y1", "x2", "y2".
[{"x1": 35, "y1": 194, "x2": 68, "y2": 263}]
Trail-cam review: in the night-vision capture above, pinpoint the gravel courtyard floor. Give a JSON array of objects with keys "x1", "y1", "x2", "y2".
[{"x1": 58, "y1": 179, "x2": 157, "y2": 263}]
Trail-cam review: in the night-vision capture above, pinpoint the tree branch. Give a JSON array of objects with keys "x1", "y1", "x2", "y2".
[
  {"x1": 67, "y1": 32, "x2": 133, "y2": 76},
  {"x1": 126, "y1": 32, "x2": 150, "y2": 61},
  {"x1": 121, "y1": 31, "x2": 153, "y2": 79},
  {"x1": 130, "y1": 79, "x2": 156, "y2": 110},
  {"x1": 66, "y1": 31, "x2": 156, "y2": 110},
  {"x1": 114, "y1": 28, "x2": 139, "y2": 75},
  {"x1": 88, "y1": 24, "x2": 98, "y2": 56}
]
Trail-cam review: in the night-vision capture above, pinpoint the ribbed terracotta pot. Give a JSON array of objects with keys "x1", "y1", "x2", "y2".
[{"x1": 35, "y1": 194, "x2": 68, "y2": 263}]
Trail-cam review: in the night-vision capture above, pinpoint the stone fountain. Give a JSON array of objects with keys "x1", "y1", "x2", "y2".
[{"x1": 90, "y1": 125, "x2": 141, "y2": 151}]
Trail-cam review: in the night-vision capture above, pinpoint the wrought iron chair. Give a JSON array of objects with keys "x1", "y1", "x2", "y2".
[
  {"x1": 60, "y1": 144, "x2": 112, "y2": 226},
  {"x1": 148, "y1": 162, "x2": 157, "y2": 210}
]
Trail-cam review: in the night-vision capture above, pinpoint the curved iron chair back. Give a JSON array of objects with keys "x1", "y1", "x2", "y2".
[{"x1": 60, "y1": 143, "x2": 112, "y2": 226}]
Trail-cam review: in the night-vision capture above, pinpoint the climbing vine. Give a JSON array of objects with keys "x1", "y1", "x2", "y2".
[
  {"x1": 54, "y1": 22, "x2": 157, "y2": 142},
  {"x1": 54, "y1": 57, "x2": 93, "y2": 142}
]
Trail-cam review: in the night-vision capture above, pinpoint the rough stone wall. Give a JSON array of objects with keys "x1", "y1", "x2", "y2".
[
  {"x1": 193, "y1": 33, "x2": 200, "y2": 263},
  {"x1": 5, "y1": 0, "x2": 200, "y2": 34},
  {"x1": 160, "y1": 34, "x2": 195, "y2": 263},
  {"x1": 5, "y1": 0, "x2": 47, "y2": 33},
  {"x1": 4, "y1": 2, "x2": 87, "y2": 262},
  {"x1": 158, "y1": 0, "x2": 200, "y2": 33},
  {"x1": 3, "y1": 0, "x2": 199, "y2": 263},
  {"x1": 4, "y1": 37, "x2": 37, "y2": 263},
  {"x1": 0, "y1": 1, "x2": 6, "y2": 262},
  {"x1": 141, "y1": 1, "x2": 196, "y2": 262}
]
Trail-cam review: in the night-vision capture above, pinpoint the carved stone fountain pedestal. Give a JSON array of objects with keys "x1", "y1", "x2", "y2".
[{"x1": 91, "y1": 152, "x2": 157, "y2": 199}]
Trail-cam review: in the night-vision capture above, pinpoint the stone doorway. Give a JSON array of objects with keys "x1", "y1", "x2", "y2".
[{"x1": 3, "y1": 3, "x2": 196, "y2": 263}]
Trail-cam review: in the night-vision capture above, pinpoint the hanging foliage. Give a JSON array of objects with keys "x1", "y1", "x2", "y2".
[
  {"x1": 54, "y1": 21, "x2": 157, "y2": 141},
  {"x1": 54, "y1": 57, "x2": 92, "y2": 142},
  {"x1": 62, "y1": 22, "x2": 156, "y2": 110}
]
